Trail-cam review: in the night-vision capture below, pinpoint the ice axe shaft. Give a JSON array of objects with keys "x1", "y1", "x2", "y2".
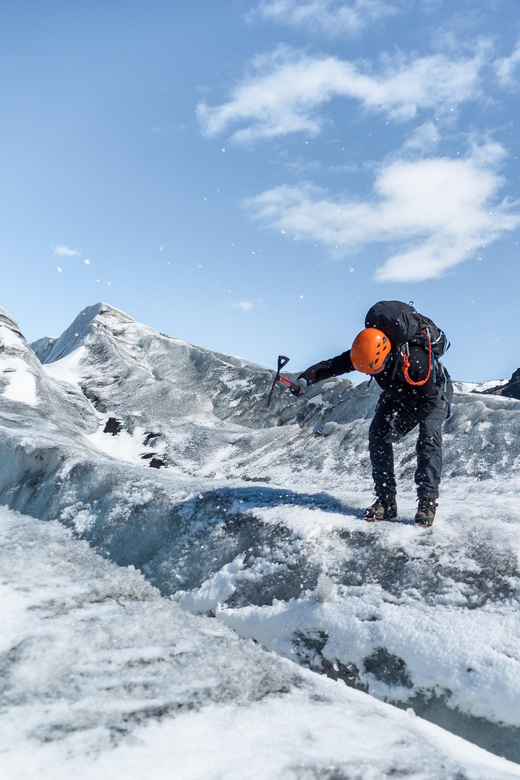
[{"x1": 267, "y1": 355, "x2": 300, "y2": 407}]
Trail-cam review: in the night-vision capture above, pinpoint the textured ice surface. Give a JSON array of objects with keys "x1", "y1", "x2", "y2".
[
  {"x1": 2, "y1": 301, "x2": 520, "y2": 775},
  {"x1": 3, "y1": 506, "x2": 520, "y2": 780}
]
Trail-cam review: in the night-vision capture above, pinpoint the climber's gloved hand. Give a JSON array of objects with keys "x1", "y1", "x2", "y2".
[
  {"x1": 290, "y1": 378, "x2": 308, "y2": 396},
  {"x1": 384, "y1": 421, "x2": 403, "y2": 444}
]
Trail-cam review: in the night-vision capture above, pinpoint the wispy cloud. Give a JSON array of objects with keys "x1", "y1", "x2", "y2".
[
  {"x1": 249, "y1": 0, "x2": 397, "y2": 36},
  {"x1": 243, "y1": 142, "x2": 520, "y2": 282},
  {"x1": 283, "y1": 157, "x2": 323, "y2": 175},
  {"x1": 327, "y1": 162, "x2": 360, "y2": 174},
  {"x1": 401, "y1": 121, "x2": 440, "y2": 154},
  {"x1": 197, "y1": 45, "x2": 488, "y2": 143},
  {"x1": 232, "y1": 300, "x2": 256, "y2": 311},
  {"x1": 53, "y1": 245, "x2": 81, "y2": 257},
  {"x1": 495, "y1": 37, "x2": 520, "y2": 86}
]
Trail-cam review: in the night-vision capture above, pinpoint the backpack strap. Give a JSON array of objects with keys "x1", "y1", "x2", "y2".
[
  {"x1": 401, "y1": 330, "x2": 432, "y2": 387},
  {"x1": 425, "y1": 326, "x2": 436, "y2": 383}
]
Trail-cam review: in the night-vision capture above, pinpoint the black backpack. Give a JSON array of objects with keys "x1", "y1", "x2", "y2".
[{"x1": 365, "y1": 301, "x2": 449, "y2": 385}]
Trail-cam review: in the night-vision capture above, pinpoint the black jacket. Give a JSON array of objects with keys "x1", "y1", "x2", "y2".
[{"x1": 299, "y1": 347, "x2": 452, "y2": 436}]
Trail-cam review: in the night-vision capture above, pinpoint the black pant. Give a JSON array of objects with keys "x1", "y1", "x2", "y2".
[{"x1": 368, "y1": 392, "x2": 449, "y2": 500}]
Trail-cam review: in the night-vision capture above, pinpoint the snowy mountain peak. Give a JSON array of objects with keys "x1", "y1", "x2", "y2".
[
  {"x1": 31, "y1": 302, "x2": 135, "y2": 364},
  {"x1": 30, "y1": 301, "x2": 315, "y2": 435}
]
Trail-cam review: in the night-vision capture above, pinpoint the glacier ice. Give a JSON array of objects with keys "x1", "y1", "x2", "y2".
[{"x1": 2, "y1": 301, "x2": 520, "y2": 775}]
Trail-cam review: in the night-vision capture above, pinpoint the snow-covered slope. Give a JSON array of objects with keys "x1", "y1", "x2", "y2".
[
  {"x1": 5, "y1": 506, "x2": 519, "y2": 780},
  {"x1": 3, "y1": 301, "x2": 520, "y2": 776},
  {"x1": 31, "y1": 301, "x2": 305, "y2": 432},
  {"x1": 29, "y1": 302, "x2": 520, "y2": 484}
]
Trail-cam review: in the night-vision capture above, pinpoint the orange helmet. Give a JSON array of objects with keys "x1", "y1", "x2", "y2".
[{"x1": 351, "y1": 328, "x2": 391, "y2": 374}]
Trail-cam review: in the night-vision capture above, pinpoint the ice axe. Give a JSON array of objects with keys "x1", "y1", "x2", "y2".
[{"x1": 267, "y1": 355, "x2": 301, "y2": 407}]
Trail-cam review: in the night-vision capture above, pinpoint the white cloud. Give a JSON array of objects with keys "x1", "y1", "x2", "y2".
[
  {"x1": 197, "y1": 46, "x2": 487, "y2": 143},
  {"x1": 232, "y1": 301, "x2": 256, "y2": 311},
  {"x1": 283, "y1": 157, "x2": 323, "y2": 175},
  {"x1": 250, "y1": 0, "x2": 397, "y2": 36},
  {"x1": 328, "y1": 162, "x2": 360, "y2": 173},
  {"x1": 495, "y1": 38, "x2": 520, "y2": 86},
  {"x1": 54, "y1": 245, "x2": 81, "y2": 257},
  {"x1": 401, "y1": 121, "x2": 440, "y2": 154},
  {"x1": 243, "y1": 143, "x2": 520, "y2": 282}
]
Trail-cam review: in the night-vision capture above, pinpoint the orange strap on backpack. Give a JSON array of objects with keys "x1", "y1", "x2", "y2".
[{"x1": 401, "y1": 330, "x2": 432, "y2": 386}]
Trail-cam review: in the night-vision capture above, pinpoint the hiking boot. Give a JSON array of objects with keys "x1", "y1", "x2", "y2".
[
  {"x1": 415, "y1": 498, "x2": 437, "y2": 527},
  {"x1": 364, "y1": 496, "x2": 397, "y2": 522}
]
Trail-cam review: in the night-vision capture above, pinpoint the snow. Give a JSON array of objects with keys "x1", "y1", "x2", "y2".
[
  {"x1": 2, "y1": 301, "x2": 520, "y2": 776},
  {"x1": 1, "y1": 356, "x2": 38, "y2": 405},
  {"x1": 0, "y1": 324, "x2": 22, "y2": 349},
  {"x1": 2, "y1": 505, "x2": 519, "y2": 780},
  {"x1": 41, "y1": 345, "x2": 88, "y2": 386},
  {"x1": 86, "y1": 424, "x2": 166, "y2": 465},
  {"x1": 453, "y1": 379, "x2": 509, "y2": 394}
]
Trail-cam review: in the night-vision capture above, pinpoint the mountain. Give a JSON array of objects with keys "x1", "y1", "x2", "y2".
[
  {"x1": 2, "y1": 301, "x2": 520, "y2": 778},
  {"x1": 476, "y1": 367, "x2": 520, "y2": 400}
]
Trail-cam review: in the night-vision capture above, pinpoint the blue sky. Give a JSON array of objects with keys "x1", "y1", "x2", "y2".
[{"x1": 1, "y1": 0, "x2": 520, "y2": 382}]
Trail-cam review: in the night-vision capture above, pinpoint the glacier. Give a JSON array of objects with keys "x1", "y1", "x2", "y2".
[{"x1": 2, "y1": 301, "x2": 520, "y2": 779}]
